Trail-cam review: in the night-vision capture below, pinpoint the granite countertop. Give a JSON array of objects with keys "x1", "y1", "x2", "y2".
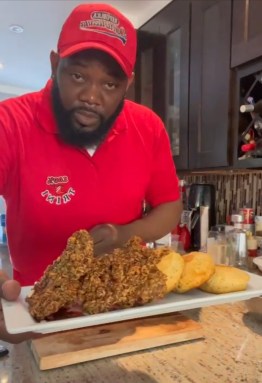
[
  {"x1": 1, "y1": 247, "x2": 262, "y2": 383},
  {"x1": 0, "y1": 302, "x2": 261, "y2": 383}
]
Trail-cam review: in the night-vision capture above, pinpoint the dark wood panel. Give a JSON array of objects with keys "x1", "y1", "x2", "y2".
[
  {"x1": 189, "y1": 0, "x2": 232, "y2": 168},
  {"x1": 232, "y1": 0, "x2": 262, "y2": 67},
  {"x1": 126, "y1": 79, "x2": 135, "y2": 101},
  {"x1": 136, "y1": 31, "x2": 166, "y2": 120},
  {"x1": 138, "y1": 0, "x2": 190, "y2": 170}
]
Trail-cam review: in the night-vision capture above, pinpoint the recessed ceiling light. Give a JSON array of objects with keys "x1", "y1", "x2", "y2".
[
  {"x1": 9, "y1": 25, "x2": 24, "y2": 33},
  {"x1": 0, "y1": 62, "x2": 4, "y2": 70}
]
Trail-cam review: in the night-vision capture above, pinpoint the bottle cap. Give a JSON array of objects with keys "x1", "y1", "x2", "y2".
[{"x1": 231, "y1": 214, "x2": 244, "y2": 223}]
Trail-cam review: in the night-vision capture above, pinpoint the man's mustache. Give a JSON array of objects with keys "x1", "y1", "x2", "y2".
[{"x1": 72, "y1": 107, "x2": 101, "y2": 117}]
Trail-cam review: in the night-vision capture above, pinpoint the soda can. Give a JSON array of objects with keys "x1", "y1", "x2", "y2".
[{"x1": 239, "y1": 208, "x2": 254, "y2": 224}]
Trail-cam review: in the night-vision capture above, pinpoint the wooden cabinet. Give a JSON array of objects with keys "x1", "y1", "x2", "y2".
[
  {"x1": 232, "y1": 0, "x2": 262, "y2": 68},
  {"x1": 136, "y1": 31, "x2": 167, "y2": 121},
  {"x1": 137, "y1": 0, "x2": 190, "y2": 169},
  {"x1": 189, "y1": 0, "x2": 232, "y2": 168},
  {"x1": 137, "y1": 0, "x2": 232, "y2": 170}
]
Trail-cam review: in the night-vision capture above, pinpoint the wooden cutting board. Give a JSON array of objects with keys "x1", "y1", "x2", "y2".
[{"x1": 30, "y1": 312, "x2": 204, "y2": 370}]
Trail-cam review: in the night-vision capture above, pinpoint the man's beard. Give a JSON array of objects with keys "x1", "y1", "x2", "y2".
[{"x1": 51, "y1": 80, "x2": 124, "y2": 147}]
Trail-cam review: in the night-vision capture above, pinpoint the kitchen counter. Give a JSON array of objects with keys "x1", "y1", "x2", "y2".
[{"x1": 1, "y1": 247, "x2": 262, "y2": 383}]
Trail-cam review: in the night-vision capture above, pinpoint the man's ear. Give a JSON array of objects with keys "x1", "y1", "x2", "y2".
[{"x1": 50, "y1": 50, "x2": 60, "y2": 78}]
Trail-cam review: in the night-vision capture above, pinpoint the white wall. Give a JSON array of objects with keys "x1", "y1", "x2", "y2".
[
  {"x1": 0, "y1": 91, "x2": 11, "y2": 211},
  {"x1": 0, "y1": 84, "x2": 33, "y2": 99},
  {"x1": 0, "y1": 86, "x2": 22, "y2": 212},
  {"x1": 0, "y1": 92, "x2": 16, "y2": 101}
]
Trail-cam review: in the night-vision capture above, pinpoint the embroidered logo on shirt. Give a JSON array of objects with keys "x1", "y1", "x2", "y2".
[
  {"x1": 80, "y1": 11, "x2": 127, "y2": 45},
  {"x1": 41, "y1": 176, "x2": 76, "y2": 205}
]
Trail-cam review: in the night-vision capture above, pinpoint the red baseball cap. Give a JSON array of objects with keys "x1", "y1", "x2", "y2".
[{"x1": 57, "y1": 3, "x2": 137, "y2": 77}]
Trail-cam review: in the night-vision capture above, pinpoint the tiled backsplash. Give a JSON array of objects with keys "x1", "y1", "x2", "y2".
[{"x1": 181, "y1": 171, "x2": 262, "y2": 224}]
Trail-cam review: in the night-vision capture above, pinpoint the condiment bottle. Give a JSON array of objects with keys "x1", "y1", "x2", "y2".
[{"x1": 246, "y1": 232, "x2": 258, "y2": 271}]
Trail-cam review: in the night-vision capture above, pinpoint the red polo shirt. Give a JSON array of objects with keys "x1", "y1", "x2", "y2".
[{"x1": 0, "y1": 80, "x2": 179, "y2": 286}]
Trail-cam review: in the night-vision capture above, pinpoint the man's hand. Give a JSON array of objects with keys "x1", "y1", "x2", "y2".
[
  {"x1": 89, "y1": 224, "x2": 124, "y2": 256},
  {"x1": 89, "y1": 200, "x2": 182, "y2": 256},
  {"x1": 0, "y1": 271, "x2": 38, "y2": 344}
]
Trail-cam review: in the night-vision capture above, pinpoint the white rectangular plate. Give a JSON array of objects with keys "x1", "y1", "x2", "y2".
[{"x1": 2, "y1": 272, "x2": 262, "y2": 335}]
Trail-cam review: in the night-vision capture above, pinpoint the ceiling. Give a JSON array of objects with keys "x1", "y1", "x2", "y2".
[{"x1": 0, "y1": 0, "x2": 172, "y2": 95}]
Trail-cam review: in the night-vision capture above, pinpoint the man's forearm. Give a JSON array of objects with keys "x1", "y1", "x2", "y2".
[{"x1": 121, "y1": 200, "x2": 182, "y2": 244}]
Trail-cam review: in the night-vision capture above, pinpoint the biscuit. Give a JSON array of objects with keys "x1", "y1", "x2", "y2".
[
  {"x1": 175, "y1": 252, "x2": 215, "y2": 293},
  {"x1": 155, "y1": 248, "x2": 185, "y2": 293},
  {"x1": 199, "y1": 265, "x2": 250, "y2": 294}
]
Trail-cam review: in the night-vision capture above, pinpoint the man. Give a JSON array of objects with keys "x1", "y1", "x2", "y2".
[{"x1": 0, "y1": 3, "x2": 182, "y2": 343}]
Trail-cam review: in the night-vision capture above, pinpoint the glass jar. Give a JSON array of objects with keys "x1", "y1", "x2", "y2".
[
  {"x1": 255, "y1": 216, "x2": 262, "y2": 249},
  {"x1": 207, "y1": 226, "x2": 235, "y2": 266},
  {"x1": 255, "y1": 216, "x2": 262, "y2": 236},
  {"x1": 246, "y1": 234, "x2": 258, "y2": 271}
]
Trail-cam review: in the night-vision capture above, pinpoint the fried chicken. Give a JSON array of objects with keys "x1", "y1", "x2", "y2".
[
  {"x1": 26, "y1": 230, "x2": 94, "y2": 321},
  {"x1": 26, "y1": 230, "x2": 168, "y2": 321},
  {"x1": 79, "y1": 237, "x2": 167, "y2": 314}
]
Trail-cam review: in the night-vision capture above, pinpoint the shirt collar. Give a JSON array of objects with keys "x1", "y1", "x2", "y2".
[{"x1": 36, "y1": 79, "x2": 128, "y2": 138}]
